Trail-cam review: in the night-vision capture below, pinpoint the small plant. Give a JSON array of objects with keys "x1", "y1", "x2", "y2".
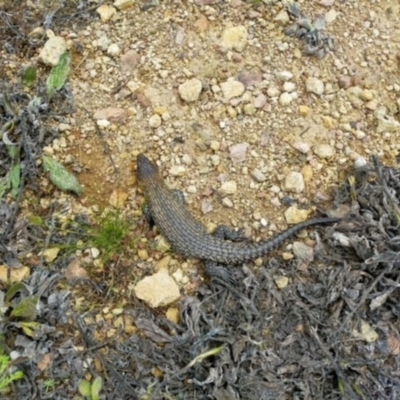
[
  {"x1": 0, "y1": 354, "x2": 24, "y2": 394},
  {"x1": 78, "y1": 376, "x2": 103, "y2": 400},
  {"x1": 89, "y1": 209, "x2": 130, "y2": 261}
]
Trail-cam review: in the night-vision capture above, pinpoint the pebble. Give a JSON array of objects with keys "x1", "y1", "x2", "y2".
[
  {"x1": 254, "y1": 93, "x2": 267, "y2": 108},
  {"x1": 275, "y1": 71, "x2": 293, "y2": 81},
  {"x1": 149, "y1": 114, "x2": 162, "y2": 128},
  {"x1": 39, "y1": 36, "x2": 66, "y2": 66},
  {"x1": 222, "y1": 197, "x2": 233, "y2": 208},
  {"x1": 134, "y1": 270, "x2": 180, "y2": 308},
  {"x1": 279, "y1": 92, "x2": 292, "y2": 106},
  {"x1": 113, "y1": 0, "x2": 135, "y2": 10},
  {"x1": 202, "y1": 199, "x2": 213, "y2": 214},
  {"x1": 42, "y1": 247, "x2": 60, "y2": 263},
  {"x1": 377, "y1": 114, "x2": 400, "y2": 133},
  {"x1": 325, "y1": 9, "x2": 338, "y2": 23},
  {"x1": 292, "y1": 242, "x2": 314, "y2": 262},
  {"x1": 137, "y1": 249, "x2": 148, "y2": 260},
  {"x1": 220, "y1": 181, "x2": 237, "y2": 196},
  {"x1": 220, "y1": 25, "x2": 248, "y2": 52},
  {"x1": 210, "y1": 140, "x2": 220, "y2": 151},
  {"x1": 360, "y1": 89, "x2": 373, "y2": 101},
  {"x1": 292, "y1": 141, "x2": 311, "y2": 154},
  {"x1": 314, "y1": 144, "x2": 334, "y2": 158},
  {"x1": 251, "y1": 168, "x2": 267, "y2": 182},
  {"x1": 354, "y1": 156, "x2": 367, "y2": 169},
  {"x1": 96, "y1": 5, "x2": 117, "y2": 22},
  {"x1": 306, "y1": 77, "x2": 325, "y2": 95},
  {"x1": 274, "y1": 10, "x2": 290, "y2": 24},
  {"x1": 120, "y1": 50, "x2": 140, "y2": 73},
  {"x1": 107, "y1": 43, "x2": 121, "y2": 57},
  {"x1": 284, "y1": 206, "x2": 310, "y2": 224},
  {"x1": 0, "y1": 266, "x2": 30, "y2": 284},
  {"x1": 243, "y1": 103, "x2": 256, "y2": 115},
  {"x1": 220, "y1": 80, "x2": 245, "y2": 100},
  {"x1": 178, "y1": 78, "x2": 202, "y2": 102},
  {"x1": 283, "y1": 82, "x2": 295, "y2": 93},
  {"x1": 284, "y1": 171, "x2": 305, "y2": 193},
  {"x1": 267, "y1": 86, "x2": 280, "y2": 98},
  {"x1": 127, "y1": 80, "x2": 139, "y2": 93},
  {"x1": 169, "y1": 165, "x2": 186, "y2": 176},
  {"x1": 90, "y1": 247, "x2": 100, "y2": 259},
  {"x1": 273, "y1": 275, "x2": 289, "y2": 289},
  {"x1": 230, "y1": 142, "x2": 249, "y2": 162}
]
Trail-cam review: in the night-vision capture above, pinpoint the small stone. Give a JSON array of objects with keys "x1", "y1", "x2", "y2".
[
  {"x1": 230, "y1": 142, "x2": 249, "y2": 162},
  {"x1": 96, "y1": 5, "x2": 117, "y2": 22},
  {"x1": 138, "y1": 249, "x2": 148, "y2": 260},
  {"x1": 220, "y1": 181, "x2": 237, "y2": 196},
  {"x1": 338, "y1": 75, "x2": 352, "y2": 89},
  {"x1": 306, "y1": 77, "x2": 324, "y2": 95},
  {"x1": 39, "y1": 36, "x2": 66, "y2": 66},
  {"x1": 299, "y1": 105, "x2": 311, "y2": 115},
  {"x1": 65, "y1": 259, "x2": 88, "y2": 280},
  {"x1": 149, "y1": 114, "x2": 162, "y2": 128},
  {"x1": 134, "y1": 270, "x2": 180, "y2": 308},
  {"x1": 274, "y1": 10, "x2": 290, "y2": 24},
  {"x1": 267, "y1": 86, "x2": 280, "y2": 97},
  {"x1": 325, "y1": 9, "x2": 338, "y2": 23},
  {"x1": 220, "y1": 25, "x2": 248, "y2": 52},
  {"x1": 222, "y1": 197, "x2": 233, "y2": 208},
  {"x1": 283, "y1": 82, "x2": 296, "y2": 92},
  {"x1": 251, "y1": 168, "x2": 267, "y2": 182},
  {"x1": 243, "y1": 103, "x2": 256, "y2": 115},
  {"x1": 127, "y1": 81, "x2": 139, "y2": 93},
  {"x1": 284, "y1": 171, "x2": 305, "y2": 193},
  {"x1": 354, "y1": 156, "x2": 367, "y2": 169},
  {"x1": 178, "y1": 78, "x2": 202, "y2": 102},
  {"x1": 155, "y1": 256, "x2": 171, "y2": 270},
  {"x1": 284, "y1": 206, "x2": 310, "y2": 224},
  {"x1": 279, "y1": 92, "x2": 292, "y2": 106},
  {"x1": 322, "y1": 116, "x2": 334, "y2": 129},
  {"x1": 377, "y1": 115, "x2": 400, "y2": 133},
  {"x1": 120, "y1": 50, "x2": 140, "y2": 73},
  {"x1": 220, "y1": 80, "x2": 245, "y2": 100},
  {"x1": 254, "y1": 93, "x2": 267, "y2": 108},
  {"x1": 210, "y1": 140, "x2": 220, "y2": 151},
  {"x1": 314, "y1": 144, "x2": 334, "y2": 158},
  {"x1": 292, "y1": 242, "x2": 314, "y2": 263},
  {"x1": 90, "y1": 248, "x2": 100, "y2": 259},
  {"x1": 59, "y1": 123, "x2": 71, "y2": 132},
  {"x1": 360, "y1": 89, "x2": 373, "y2": 101},
  {"x1": 42, "y1": 247, "x2": 60, "y2": 263},
  {"x1": 202, "y1": 199, "x2": 213, "y2": 214},
  {"x1": 275, "y1": 71, "x2": 293, "y2": 81},
  {"x1": 113, "y1": 0, "x2": 135, "y2": 10},
  {"x1": 155, "y1": 236, "x2": 171, "y2": 252},
  {"x1": 166, "y1": 307, "x2": 180, "y2": 324},
  {"x1": 273, "y1": 275, "x2": 289, "y2": 289},
  {"x1": 351, "y1": 320, "x2": 379, "y2": 343},
  {"x1": 169, "y1": 165, "x2": 186, "y2": 176},
  {"x1": 107, "y1": 43, "x2": 121, "y2": 57},
  {"x1": 292, "y1": 142, "x2": 311, "y2": 156}
]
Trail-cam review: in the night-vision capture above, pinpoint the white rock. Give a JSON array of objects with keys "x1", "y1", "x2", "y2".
[
  {"x1": 220, "y1": 181, "x2": 237, "y2": 196},
  {"x1": 42, "y1": 247, "x2": 60, "y2": 263},
  {"x1": 284, "y1": 171, "x2": 305, "y2": 193},
  {"x1": 274, "y1": 10, "x2": 290, "y2": 24},
  {"x1": 283, "y1": 82, "x2": 296, "y2": 92},
  {"x1": 275, "y1": 71, "x2": 293, "y2": 81},
  {"x1": 251, "y1": 169, "x2": 267, "y2": 182},
  {"x1": 230, "y1": 142, "x2": 249, "y2": 162},
  {"x1": 169, "y1": 165, "x2": 186, "y2": 176},
  {"x1": 178, "y1": 78, "x2": 202, "y2": 102},
  {"x1": 96, "y1": 5, "x2": 117, "y2": 22},
  {"x1": 149, "y1": 114, "x2": 162, "y2": 128},
  {"x1": 279, "y1": 92, "x2": 292, "y2": 106},
  {"x1": 314, "y1": 144, "x2": 334, "y2": 158},
  {"x1": 220, "y1": 25, "x2": 248, "y2": 52},
  {"x1": 220, "y1": 80, "x2": 245, "y2": 100},
  {"x1": 107, "y1": 43, "x2": 121, "y2": 57},
  {"x1": 39, "y1": 36, "x2": 66, "y2": 66},
  {"x1": 134, "y1": 270, "x2": 180, "y2": 308},
  {"x1": 113, "y1": 0, "x2": 135, "y2": 10},
  {"x1": 267, "y1": 86, "x2": 280, "y2": 97},
  {"x1": 325, "y1": 9, "x2": 338, "y2": 23},
  {"x1": 354, "y1": 156, "x2": 367, "y2": 169},
  {"x1": 306, "y1": 77, "x2": 325, "y2": 95}
]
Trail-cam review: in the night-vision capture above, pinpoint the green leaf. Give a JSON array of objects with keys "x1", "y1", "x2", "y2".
[
  {"x1": 10, "y1": 163, "x2": 21, "y2": 199},
  {"x1": 0, "y1": 178, "x2": 9, "y2": 200},
  {"x1": 21, "y1": 65, "x2": 37, "y2": 87},
  {"x1": 5, "y1": 282, "x2": 25, "y2": 303},
  {"x1": 91, "y1": 376, "x2": 103, "y2": 400},
  {"x1": 78, "y1": 379, "x2": 92, "y2": 397},
  {"x1": 46, "y1": 52, "x2": 71, "y2": 96},
  {"x1": 20, "y1": 321, "x2": 41, "y2": 337},
  {"x1": 43, "y1": 156, "x2": 83, "y2": 195},
  {"x1": 10, "y1": 296, "x2": 38, "y2": 320},
  {"x1": 27, "y1": 215, "x2": 44, "y2": 226}
]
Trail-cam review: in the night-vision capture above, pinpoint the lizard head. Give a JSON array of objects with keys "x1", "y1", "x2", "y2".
[{"x1": 137, "y1": 154, "x2": 160, "y2": 188}]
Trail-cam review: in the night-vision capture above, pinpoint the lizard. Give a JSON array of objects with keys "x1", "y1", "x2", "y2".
[{"x1": 137, "y1": 153, "x2": 340, "y2": 282}]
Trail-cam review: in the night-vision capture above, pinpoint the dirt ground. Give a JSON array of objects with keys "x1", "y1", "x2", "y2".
[{"x1": 1, "y1": 0, "x2": 400, "y2": 399}]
